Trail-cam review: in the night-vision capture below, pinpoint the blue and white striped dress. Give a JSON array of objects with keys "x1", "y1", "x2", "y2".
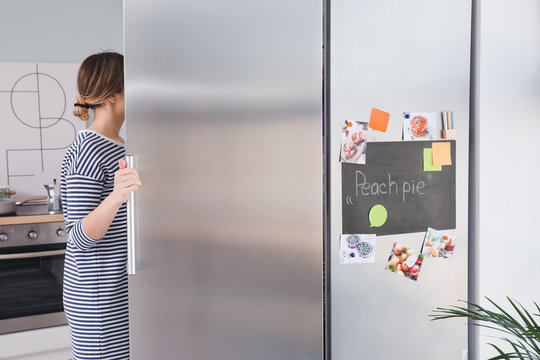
[{"x1": 61, "y1": 129, "x2": 129, "y2": 360}]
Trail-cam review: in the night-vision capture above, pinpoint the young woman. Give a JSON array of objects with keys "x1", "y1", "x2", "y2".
[{"x1": 61, "y1": 52, "x2": 141, "y2": 360}]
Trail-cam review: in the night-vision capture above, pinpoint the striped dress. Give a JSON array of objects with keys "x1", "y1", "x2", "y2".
[{"x1": 61, "y1": 129, "x2": 129, "y2": 360}]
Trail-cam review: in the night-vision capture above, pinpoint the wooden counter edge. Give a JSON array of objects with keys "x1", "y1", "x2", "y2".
[{"x1": 0, "y1": 214, "x2": 65, "y2": 226}]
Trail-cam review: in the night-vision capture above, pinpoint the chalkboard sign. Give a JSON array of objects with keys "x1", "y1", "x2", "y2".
[{"x1": 342, "y1": 141, "x2": 456, "y2": 236}]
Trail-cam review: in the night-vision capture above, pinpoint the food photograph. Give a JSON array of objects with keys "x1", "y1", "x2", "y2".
[
  {"x1": 385, "y1": 242, "x2": 424, "y2": 281},
  {"x1": 339, "y1": 234, "x2": 376, "y2": 264},
  {"x1": 402, "y1": 112, "x2": 437, "y2": 140},
  {"x1": 340, "y1": 120, "x2": 368, "y2": 164},
  {"x1": 421, "y1": 227, "x2": 457, "y2": 262}
]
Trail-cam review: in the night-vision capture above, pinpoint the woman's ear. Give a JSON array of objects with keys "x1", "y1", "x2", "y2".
[{"x1": 108, "y1": 93, "x2": 123, "y2": 104}]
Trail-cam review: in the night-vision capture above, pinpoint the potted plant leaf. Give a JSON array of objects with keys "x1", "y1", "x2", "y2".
[{"x1": 431, "y1": 297, "x2": 540, "y2": 359}]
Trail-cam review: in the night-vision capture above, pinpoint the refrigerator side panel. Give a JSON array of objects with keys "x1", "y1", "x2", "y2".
[
  {"x1": 329, "y1": 1, "x2": 471, "y2": 359},
  {"x1": 124, "y1": 0, "x2": 323, "y2": 359}
]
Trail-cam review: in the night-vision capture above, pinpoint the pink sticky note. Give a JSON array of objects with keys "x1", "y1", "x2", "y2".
[
  {"x1": 432, "y1": 142, "x2": 452, "y2": 166},
  {"x1": 369, "y1": 108, "x2": 390, "y2": 132}
]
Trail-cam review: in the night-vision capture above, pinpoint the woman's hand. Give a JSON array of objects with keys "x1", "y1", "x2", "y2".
[{"x1": 112, "y1": 158, "x2": 141, "y2": 204}]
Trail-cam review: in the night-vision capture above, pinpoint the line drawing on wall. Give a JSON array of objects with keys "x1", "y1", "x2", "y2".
[{"x1": 0, "y1": 62, "x2": 84, "y2": 198}]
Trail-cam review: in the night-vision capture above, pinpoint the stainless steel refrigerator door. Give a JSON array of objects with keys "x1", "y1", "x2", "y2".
[
  {"x1": 329, "y1": 1, "x2": 470, "y2": 359},
  {"x1": 124, "y1": 1, "x2": 323, "y2": 359}
]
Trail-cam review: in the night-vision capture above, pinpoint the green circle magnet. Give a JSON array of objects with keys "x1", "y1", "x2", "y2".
[{"x1": 369, "y1": 204, "x2": 388, "y2": 227}]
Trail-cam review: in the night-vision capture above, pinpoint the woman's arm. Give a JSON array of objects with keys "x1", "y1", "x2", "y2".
[{"x1": 82, "y1": 159, "x2": 141, "y2": 241}]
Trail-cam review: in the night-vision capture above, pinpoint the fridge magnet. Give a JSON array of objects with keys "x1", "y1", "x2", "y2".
[
  {"x1": 421, "y1": 227, "x2": 457, "y2": 262},
  {"x1": 385, "y1": 242, "x2": 424, "y2": 281},
  {"x1": 368, "y1": 204, "x2": 388, "y2": 228},
  {"x1": 402, "y1": 112, "x2": 437, "y2": 140},
  {"x1": 368, "y1": 108, "x2": 390, "y2": 133},
  {"x1": 340, "y1": 120, "x2": 368, "y2": 164},
  {"x1": 339, "y1": 234, "x2": 376, "y2": 264}
]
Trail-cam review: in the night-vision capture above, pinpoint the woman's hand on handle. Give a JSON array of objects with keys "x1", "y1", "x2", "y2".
[
  {"x1": 112, "y1": 159, "x2": 142, "y2": 204},
  {"x1": 81, "y1": 158, "x2": 142, "y2": 242}
]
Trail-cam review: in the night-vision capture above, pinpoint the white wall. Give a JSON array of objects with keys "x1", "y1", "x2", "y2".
[
  {"x1": 0, "y1": 1, "x2": 122, "y2": 359},
  {"x1": 0, "y1": 0, "x2": 125, "y2": 138},
  {"x1": 0, "y1": 0, "x2": 123, "y2": 63},
  {"x1": 476, "y1": 0, "x2": 540, "y2": 358}
]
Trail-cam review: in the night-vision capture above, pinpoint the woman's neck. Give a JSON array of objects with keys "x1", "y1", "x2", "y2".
[{"x1": 88, "y1": 107, "x2": 124, "y2": 143}]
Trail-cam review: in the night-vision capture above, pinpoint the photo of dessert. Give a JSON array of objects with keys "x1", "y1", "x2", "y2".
[
  {"x1": 339, "y1": 234, "x2": 376, "y2": 264},
  {"x1": 402, "y1": 112, "x2": 437, "y2": 140},
  {"x1": 340, "y1": 120, "x2": 368, "y2": 164},
  {"x1": 421, "y1": 227, "x2": 457, "y2": 262},
  {"x1": 385, "y1": 242, "x2": 424, "y2": 281},
  {"x1": 410, "y1": 115, "x2": 428, "y2": 137}
]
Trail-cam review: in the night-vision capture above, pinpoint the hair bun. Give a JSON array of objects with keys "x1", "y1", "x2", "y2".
[{"x1": 73, "y1": 95, "x2": 90, "y2": 121}]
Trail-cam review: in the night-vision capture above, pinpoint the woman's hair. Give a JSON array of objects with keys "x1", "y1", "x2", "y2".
[{"x1": 73, "y1": 52, "x2": 124, "y2": 121}]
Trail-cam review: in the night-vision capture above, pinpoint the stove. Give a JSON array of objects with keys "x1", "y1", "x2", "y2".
[{"x1": 0, "y1": 204, "x2": 68, "y2": 334}]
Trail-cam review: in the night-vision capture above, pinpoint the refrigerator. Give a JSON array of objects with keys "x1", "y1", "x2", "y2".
[
  {"x1": 328, "y1": 1, "x2": 471, "y2": 359},
  {"x1": 124, "y1": 0, "x2": 471, "y2": 359},
  {"x1": 123, "y1": 0, "x2": 324, "y2": 359}
]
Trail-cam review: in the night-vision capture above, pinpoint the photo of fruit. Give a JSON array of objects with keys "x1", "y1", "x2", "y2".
[
  {"x1": 340, "y1": 120, "x2": 368, "y2": 164},
  {"x1": 339, "y1": 234, "x2": 376, "y2": 264},
  {"x1": 385, "y1": 242, "x2": 424, "y2": 281},
  {"x1": 421, "y1": 227, "x2": 457, "y2": 262}
]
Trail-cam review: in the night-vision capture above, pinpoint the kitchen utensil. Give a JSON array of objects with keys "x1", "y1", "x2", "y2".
[
  {"x1": 0, "y1": 185, "x2": 15, "y2": 199},
  {"x1": 0, "y1": 185, "x2": 8, "y2": 199},
  {"x1": 44, "y1": 179, "x2": 62, "y2": 213},
  {"x1": 0, "y1": 196, "x2": 48, "y2": 216}
]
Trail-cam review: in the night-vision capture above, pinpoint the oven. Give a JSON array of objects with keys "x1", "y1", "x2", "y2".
[{"x1": 0, "y1": 205, "x2": 67, "y2": 334}]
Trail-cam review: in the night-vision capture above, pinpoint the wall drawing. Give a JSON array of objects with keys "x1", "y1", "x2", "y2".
[{"x1": 0, "y1": 63, "x2": 84, "y2": 199}]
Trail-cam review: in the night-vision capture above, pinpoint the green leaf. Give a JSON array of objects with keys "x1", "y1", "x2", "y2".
[{"x1": 433, "y1": 298, "x2": 540, "y2": 359}]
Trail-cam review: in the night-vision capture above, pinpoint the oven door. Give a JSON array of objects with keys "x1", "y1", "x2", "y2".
[{"x1": 0, "y1": 243, "x2": 67, "y2": 334}]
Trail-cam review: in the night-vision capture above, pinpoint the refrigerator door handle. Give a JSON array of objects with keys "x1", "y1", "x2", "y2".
[{"x1": 126, "y1": 154, "x2": 137, "y2": 276}]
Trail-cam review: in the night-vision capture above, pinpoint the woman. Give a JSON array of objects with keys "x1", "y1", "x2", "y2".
[{"x1": 61, "y1": 52, "x2": 141, "y2": 360}]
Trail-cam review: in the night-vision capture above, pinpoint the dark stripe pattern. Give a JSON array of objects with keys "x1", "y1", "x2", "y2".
[{"x1": 61, "y1": 130, "x2": 129, "y2": 360}]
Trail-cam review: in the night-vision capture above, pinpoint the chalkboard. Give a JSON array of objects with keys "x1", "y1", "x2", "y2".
[{"x1": 342, "y1": 141, "x2": 456, "y2": 235}]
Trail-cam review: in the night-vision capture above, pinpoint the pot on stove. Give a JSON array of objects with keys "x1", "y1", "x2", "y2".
[{"x1": 0, "y1": 196, "x2": 48, "y2": 215}]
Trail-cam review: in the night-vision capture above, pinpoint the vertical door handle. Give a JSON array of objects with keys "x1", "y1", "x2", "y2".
[{"x1": 126, "y1": 155, "x2": 137, "y2": 275}]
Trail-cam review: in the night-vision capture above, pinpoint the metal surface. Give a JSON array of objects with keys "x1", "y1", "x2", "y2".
[
  {"x1": 0, "y1": 196, "x2": 49, "y2": 215},
  {"x1": 0, "y1": 312, "x2": 67, "y2": 335},
  {"x1": 0, "y1": 219, "x2": 67, "y2": 333},
  {"x1": 126, "y1": 155, "x2": 137, "y2": 276},
  {"x1": 323, "y1": 1, "x2": 331, "y2": 359},
  {"x1": 124, "y1": 0, "x2": 323, "y2": 359},
  {"x1": 468, "y1": 1, "x2": 480, "y2": 358},
  {"x1": 0, "y1": 199, "x2": 16, "y2": 215},
  {"x1": 329, "y1": 1, "x2": 470, "y2": 359},
  {"x1": 0, "y1": 203, "x2": 54, "y2": 217},
  {"x1": 0, "y1": 222, "x2": 67, "y2": 247},
  {"x1": 0, "y1": 249, "x2": 65, "y2": 260}
]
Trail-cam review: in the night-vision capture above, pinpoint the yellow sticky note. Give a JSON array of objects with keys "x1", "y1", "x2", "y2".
[{"x1": 432, "y1": 142, "x2": 452, "y2": 166}]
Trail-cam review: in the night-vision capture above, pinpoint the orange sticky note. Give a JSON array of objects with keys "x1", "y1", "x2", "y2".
[
  {"x1": 432, "y1": 142, "x2": 452, "y2": 166},
  {"x1": 368, "y1": 108, "x2": 390, "y2": 132}
]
